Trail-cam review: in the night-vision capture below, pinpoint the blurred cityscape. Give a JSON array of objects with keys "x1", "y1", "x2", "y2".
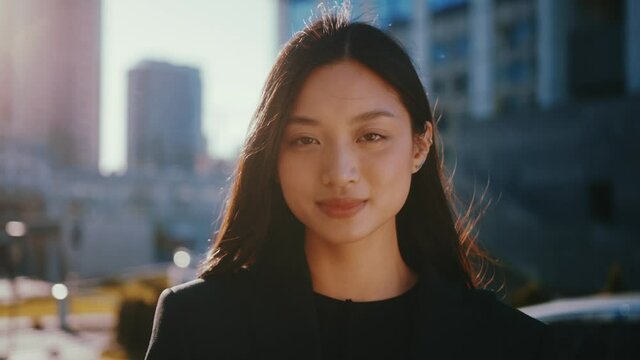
[
  {"x1": 1, "y1": 0, "x2": 233, "y2": 358},
  {"x1": 0, "y1": 0, "x2": 639, "y2": 359}
]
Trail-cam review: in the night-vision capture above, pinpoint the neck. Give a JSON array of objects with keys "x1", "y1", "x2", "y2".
[{"x1": 304, "y1": 224, "x2": 418, "y2": 302}]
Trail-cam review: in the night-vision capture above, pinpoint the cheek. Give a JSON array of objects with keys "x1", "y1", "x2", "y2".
[
  {"x1": 365, "y1": 142, "x2": 414, "y2": 202},
  {"x1": 277, "y1": 153, "x2": 313, "y2": 204},
  {"x1": 366, "y1": 141, "x2": 414, "y2": 177}
]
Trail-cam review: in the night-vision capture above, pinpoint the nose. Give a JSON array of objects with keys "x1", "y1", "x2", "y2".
[{"x1": 320, "y1": 142, "x2": 359, "y2": 188}]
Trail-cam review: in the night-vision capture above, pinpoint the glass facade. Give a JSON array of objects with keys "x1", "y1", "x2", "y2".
[
  {"x1": 494, "y1": 0, "x2": 537, "y2": 113},
  {"x1": 278, "y1": 0, "x2": 542, "y2": 119},
  {"x1": 429, "y1": 2, "x2": 469, "y2": 117}
]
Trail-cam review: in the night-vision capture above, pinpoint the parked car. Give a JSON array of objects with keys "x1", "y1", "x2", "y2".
[{"x1": 520, "y1": 293, "x2": 640, "y2": 359}]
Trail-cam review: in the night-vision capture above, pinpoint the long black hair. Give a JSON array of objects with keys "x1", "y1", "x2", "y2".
[{"x1": 199, "y1": 6, "x2": 486, "y2": 289}]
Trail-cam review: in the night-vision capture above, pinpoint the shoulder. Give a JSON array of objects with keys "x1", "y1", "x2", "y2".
[
  {"x1": 460, "y1": 288, "x2": 556, "y2": 358},
  {"x1": 145, "y1": 270, "x2": 254, "y2": 360},
  {"x1": 427, "y1": 278, "x2": 546, "y2": 333},
  {"x1": 465, "y1": 288, "x2": 547, "y2": 331},
  {"x1": 157, "y1": 269, "x2": 255, "y2": 325},
  {"x1": 424, "y1": 277, "x2": 556, "y2": 358},
  {"x1": 163, "y1": 269, "x2": 252, "y2": 304}
]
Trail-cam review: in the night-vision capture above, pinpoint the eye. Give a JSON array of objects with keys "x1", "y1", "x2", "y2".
[
  {"x1": 292, "y1": 136, "x2": 319, "y2": 146},
  {"x1": 358, "y1": 133, "x2": 386, "y2": 143}
]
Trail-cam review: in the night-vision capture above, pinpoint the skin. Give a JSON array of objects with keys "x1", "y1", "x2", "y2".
[{"x1": 277, "y1": 60, "x2": 433, "y2": 301}]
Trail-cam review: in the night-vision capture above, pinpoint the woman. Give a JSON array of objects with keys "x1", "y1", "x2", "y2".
[{"x1": 145, "y1": 8, "x2": 555, "y2": 360}]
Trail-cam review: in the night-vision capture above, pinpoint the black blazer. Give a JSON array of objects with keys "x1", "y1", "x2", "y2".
[{"x1": 145, "y1": 244, "x2": 556, "y2": 360}]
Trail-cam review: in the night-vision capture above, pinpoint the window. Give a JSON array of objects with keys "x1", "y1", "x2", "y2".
[
  {"x1": 505, "y1": 60, "x2": 528, "y2": 84},
  {"x1": 504, "y1": 20, "x2": 533, "y2": 50},
  {"x1": 454, "y1": 36, "x2": 469, "y2": 58},
  {"x1": 385, "y1": 0, "x2": 412, "y2": 25},
  {"x1": 453, "y1": 73, "x2": 468, "y2": 94},
  {"x1": 432, "y1": 43, "x2": 447, "y2": 64}
]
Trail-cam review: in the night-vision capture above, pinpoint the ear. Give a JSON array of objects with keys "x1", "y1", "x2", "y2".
[{"x1": 411, "y1": 121, "x2": 433, "y2": 174}]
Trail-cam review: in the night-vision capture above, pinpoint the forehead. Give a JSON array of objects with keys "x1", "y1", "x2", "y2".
[{"x1": 290, "y1": 60, "x2": 408, "y2": 123}]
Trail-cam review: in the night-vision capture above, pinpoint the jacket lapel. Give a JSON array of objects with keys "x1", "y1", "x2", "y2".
[{"x1": 250, "y1": 236, "x2": 323, "y2": 359}]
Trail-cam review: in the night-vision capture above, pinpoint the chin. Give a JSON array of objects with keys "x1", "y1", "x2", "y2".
[{"x1": 306, "y1": 225, "x2": 373, "y2": 245}]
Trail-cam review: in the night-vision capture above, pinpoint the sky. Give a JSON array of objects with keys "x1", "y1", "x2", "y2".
[{"x1": 100, "y1": 0, "x2": 277, "y2": 174}]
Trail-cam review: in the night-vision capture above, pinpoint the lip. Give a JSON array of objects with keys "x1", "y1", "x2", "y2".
[{"x1": 316, "y1": 198, "x2": 367, "y2": 219}]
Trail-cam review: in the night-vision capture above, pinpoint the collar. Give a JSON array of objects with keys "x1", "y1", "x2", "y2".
[{"x1": 248, "y1": 237, "x2": 477, "y2": 359}]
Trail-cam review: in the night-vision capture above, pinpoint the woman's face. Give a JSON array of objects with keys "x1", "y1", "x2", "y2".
[{"x1": 277, "y1": 60, "x2": 431, "y2": 245}]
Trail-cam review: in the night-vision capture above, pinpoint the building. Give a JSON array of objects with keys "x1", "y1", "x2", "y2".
[
  {"x1": 278, "y1": 0, "x2": 640, "y2": 118},
  {"x1": 0, "y1": 0, "x2": 101, "y2": 171},
  {"x1": 277, "y1": 0, "x2": 640, "y2": 293},
  {"x1": 1, "y1": 165, "x2": 230, "y2": 280},
  {"x1": 127, "y1": 61, "x2": 204, "y2": 174},
  {"x1": 48, "y1": 169, "x2": 227, "y2": 278}
]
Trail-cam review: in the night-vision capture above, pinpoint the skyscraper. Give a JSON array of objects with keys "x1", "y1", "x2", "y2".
[
  {"x1": 127, "y1": 61, "x2": 203, "y2": 174},
  {"x1": 0, "y1": 0, "x2": 101, "y2": 171}
]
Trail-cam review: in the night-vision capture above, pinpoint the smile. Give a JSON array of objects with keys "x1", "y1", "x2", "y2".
[{"x1": 316, "y1": 198, "x2": 367, "y2": 219}]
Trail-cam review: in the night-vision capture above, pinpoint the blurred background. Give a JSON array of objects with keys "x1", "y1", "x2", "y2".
[{"x1": 1, "y1": 0, "x2": 639, "y2": 359}]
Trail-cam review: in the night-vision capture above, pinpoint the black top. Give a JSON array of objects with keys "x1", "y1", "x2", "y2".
[
  {"x1": 145, "y1": 235, "x2": 558, "y2": 360},
  {"x1": 314, "y1": 285, "x2": 419, "y2": 360},
  {"x1": 145, "y1": 270, "x2": 557, "y2": 359}
]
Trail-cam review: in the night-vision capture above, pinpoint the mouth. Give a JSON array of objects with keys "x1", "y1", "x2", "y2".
[{"x1": 316, "y1": 198, "x2": 367, "y2": 219}]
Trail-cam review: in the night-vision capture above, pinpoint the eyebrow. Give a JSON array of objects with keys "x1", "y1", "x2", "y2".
[{"x1": 288, "y1": 110, "x2": 396, "y2": 126}]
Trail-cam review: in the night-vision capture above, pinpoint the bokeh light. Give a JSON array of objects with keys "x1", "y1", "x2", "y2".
[
  {"x1": 5, "y1": 221, "x2": 27, "y2": 237},
  {"x1": 173, "y1": 250, "x2": 191, "y2": 269},
  {"x1": 51, "y1": 283, "x2": 69, "y2": 300}
]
